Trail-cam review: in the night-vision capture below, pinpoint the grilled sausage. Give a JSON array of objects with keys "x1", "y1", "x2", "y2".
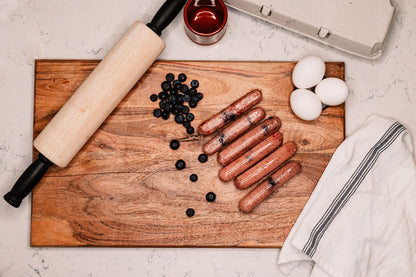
[
  {"x1": 218, "y1": 132, "x2": 283, "y2": 182},
  {"x1": 198, "y1": 89, "x2": 262, "y2": 136},
  {"x1": 235, "y1": 141, "x2": 297, "y2": 190},
  {"x1": 217, "y1": 116, "x2": 281, "y2": 166},
  {"x1": 203, "y1": 107, "x2": 266, "y2": 155},
  {"x1": 239, "y1": 161, "x2": 301, "y2": 213}
]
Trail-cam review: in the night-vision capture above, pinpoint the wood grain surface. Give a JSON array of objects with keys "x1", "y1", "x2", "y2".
[{"x1": 31, "y1": 60, "x2": 345, "y2": 247}]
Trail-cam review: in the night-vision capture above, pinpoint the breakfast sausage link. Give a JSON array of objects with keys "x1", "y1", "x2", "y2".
[
  {"x1": 235, "y1": 141, "x2": 297, "y2": 190},
  {"x1": 198, "y1": 89, "x2": 263, "y2": 136},
  {"x1": 239, "y1": 161, "x2": 301, "y2": 214},
  {"x1": 203, "y1": 107, "x2": 266, "y2": 155},
  {"x1": 218, "y1": 132, "x2": 283, "y2": 182},
  {"x1": 217, "y1": 116, "x2": 281, "y2": 166}
]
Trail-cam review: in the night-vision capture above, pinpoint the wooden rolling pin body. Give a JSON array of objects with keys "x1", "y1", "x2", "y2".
[{"x1": 34, "y1": 21, "x2": 165, "y2": 167}]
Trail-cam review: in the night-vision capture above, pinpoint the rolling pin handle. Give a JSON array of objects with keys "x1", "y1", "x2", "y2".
[
  {"x1": 3, "y1": 153, "x2": 53, "y2": 208},
  {"x1": 147, "y1": 0, "x2": 187, "y2": 36}
]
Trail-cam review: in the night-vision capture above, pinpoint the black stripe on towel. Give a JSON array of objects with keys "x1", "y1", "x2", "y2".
[{"x1": 302, "y1": 122, "x2": 405, "y2": 257}]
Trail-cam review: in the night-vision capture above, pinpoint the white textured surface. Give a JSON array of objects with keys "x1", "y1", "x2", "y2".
[{"x1": 0, "y1": 0, "x2": 415, "y2": 276}]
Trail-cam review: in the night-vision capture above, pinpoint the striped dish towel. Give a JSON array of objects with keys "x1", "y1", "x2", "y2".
[{"x1": 277, "y1": 115, "x2": 416, "y2": 277}]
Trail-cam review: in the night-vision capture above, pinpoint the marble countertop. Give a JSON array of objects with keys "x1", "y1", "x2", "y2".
[{"x1": 1, "y1": 0, "x2": 415, "y2": 276}]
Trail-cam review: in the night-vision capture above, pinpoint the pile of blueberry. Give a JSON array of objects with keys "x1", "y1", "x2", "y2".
[{"x1": 150, "y1": 73, "x2": 203, "y2": 135}]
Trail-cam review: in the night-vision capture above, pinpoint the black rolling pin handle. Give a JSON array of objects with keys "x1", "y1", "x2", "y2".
[
  {"x1": 146, "y1": 0, "x2": 187, "y2": 36},
  {"x1": 3, "y1": 153, "x2": 53, "y2": 208}
]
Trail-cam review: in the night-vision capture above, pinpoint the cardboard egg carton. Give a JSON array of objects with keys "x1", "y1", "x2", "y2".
[{"x1": 224, "y1": 0, "x2": 395, "y2": 59}]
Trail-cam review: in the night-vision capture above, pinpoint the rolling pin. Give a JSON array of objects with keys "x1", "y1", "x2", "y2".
[{"x1": 4, "y1": 0, "x2": 187, "y2": 208}]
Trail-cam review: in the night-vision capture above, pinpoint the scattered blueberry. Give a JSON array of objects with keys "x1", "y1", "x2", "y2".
[
  {"x1": 170, "y1": 139, "x2": 180, "y2": 150},
  {"x1": 175, "y1": 159, "x2": 186, "y2": 170},
  {"x1": 183, "y1": 121, "x2": 191, "y2": 128},
  {"x1": 186, "y1": 208, "x2": 195, "y2": 217},
  {"x1": 205, "y1": 192, "x2": 216, "y2": 202},
  {"x1": 190, "y1": 174, "x2": 198, "y2": 182},
  {"x1": 197, "y1": 92, "x2": 204, "y2": 100},
  {"x1": 198, "y1": 154, "x2": 208, "y2": 163}
]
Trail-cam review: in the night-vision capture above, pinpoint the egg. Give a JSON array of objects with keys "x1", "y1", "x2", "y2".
[
  {"x1": 315, "y1": 77, "x2": 349, "y2": 106},
  {"x1": 290, "y1": 89, "x2": 322, "y2": 121},
  {"x1": 292, "y1": 56, "x2": 326, "y2": 89}
]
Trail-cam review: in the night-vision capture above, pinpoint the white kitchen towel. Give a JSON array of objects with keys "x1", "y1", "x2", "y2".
[{"x1": 277, "y1": 114, "x2": 416, "y2": 277}]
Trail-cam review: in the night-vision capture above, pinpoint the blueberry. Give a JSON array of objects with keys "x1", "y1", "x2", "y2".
[
  {"x1": 158, "y1": 91, "x2": 168, "y2": 100},
  {"x1": 198, "y1": 154, "x2": 208, "y2": 163},
  {"x1": 178, "y1": 73, "x2": 187, "y2": 82},
  {"x1": 159, "y1": 100, "x2": 168, "y2": 109},
  {"x1": 162, "y1": 110, "x2": 170, "y2": 120},
  {"x1": 186, "y1": 113, "x2": 194, "y2": 122},
  {"x1": 168, "y1": 94, "x2": 176, "y2": 102},
  {"x1": 161, "y1": 81, "x2": 171, "y2": 91},
  {"x1": 186, "y1": 208, "x2": 195, "y2": 217},
  {"x1": 180, "y1": 84, "x2": 189, "y2": 93},
  {"x1": 174, "y1": 82, "x2": 182, "y2": 90},
  {"x1": 183, "y1": 121, "x2": 191, "y2": 128},
  {"x1": 186, "y1": 126, "x2": 195, "y2": 134},
  {"x1": 183, "y1": 94, "x2": 191, "y2": 102},
  {"x1": 175, "y1": 114, "x2": 185, "y2": 124},
  {"x1": 191, "y1": 80, "x2": 199, "y2": 88},
  {"x1": 150, "y1": 94, "x2": 158, "y2": 102},
  {"x1": 175, "y1": 159, "x2": 186, "y2": 170},
  {"x1": 181, "y1": 105, "x2": 190, "y2": 114},
  {"x1": 153, "y1": 108, "x2": 162, "y2": 117},
  {"x1": 190, "y1": 174, "x2": 198, "y2": 182},
  {"x1": 197, "y1": 92, "x2": 204, "y2": 100},
  {"x1": 188, "y1": 88, "x2": 197, "y2": 95},
  {"x1": 205, "y1": 192, "x2": 216, "y2": 202},
  {"x1": 170, "y1": 139, "x2": 180, "y2": 150},
  {"x1": 189, "y1": 101, "x2": 197, "y2": 108},
  {"x1": 166, "y1": 73, "x2": 174, "y2": 82},
  {"x1": 172, "y1": 108, "x2": 180, "y2": 115},
  {"x1": 165, "y1": 103, "x2": 173, "y2": 112},
  {"x1": 173, "y1": 79, "x2": 181, "y2": 86},
  {"x1": 191, "y1": 95, "x2": 199, "y2": 103},
  {"x1": 176, "y1": 95, "x2": 184, "y2": 105},
  {"x1": 170, "y1": 88, "x2": 178, "y2": 95}
]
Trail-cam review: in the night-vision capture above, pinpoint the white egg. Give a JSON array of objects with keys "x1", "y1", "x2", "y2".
[
  {"x1": 290, "y1": 89, "x2": 322, "y2": 121},
  {"x1": 292, "y1": 56, "x2": 326, "y2": 89},
  {"x1": 315, "y1": 77, "x2": 349, "y2": 106}
]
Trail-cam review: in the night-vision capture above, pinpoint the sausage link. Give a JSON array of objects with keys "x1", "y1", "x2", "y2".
[
  {"x1": 198, "y1": 89, "x2": 263, "y2": 136},
  {"x1": 203, "y1": 107, "x2": 266, "y2": 155},
  {"x1": 218, "y1": 132, "x2": 283, "y2": 182},
  {"x1": 217, "y1": 116, "x2": 281, "y2": 166},
  {"x1": 235, "y1": 142, "x2": 297, "y2": 190},
  {"x1": 239, "y1": 161, "x2": 301, "y2": 214}
]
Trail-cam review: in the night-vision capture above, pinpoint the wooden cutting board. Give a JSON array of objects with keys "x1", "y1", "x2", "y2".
[{"x1": 31, "y1": 60, "x2": 345, "y2": 247}]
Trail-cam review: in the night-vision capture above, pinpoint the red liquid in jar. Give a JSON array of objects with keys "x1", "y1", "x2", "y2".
[{"x1": 186, "y1": 0, "x2": 225, "y2": 35}]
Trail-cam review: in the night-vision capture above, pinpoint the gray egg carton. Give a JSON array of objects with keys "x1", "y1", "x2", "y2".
[{"x1": 223, "y1": 0, "x2": 395, "y2": 59}]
